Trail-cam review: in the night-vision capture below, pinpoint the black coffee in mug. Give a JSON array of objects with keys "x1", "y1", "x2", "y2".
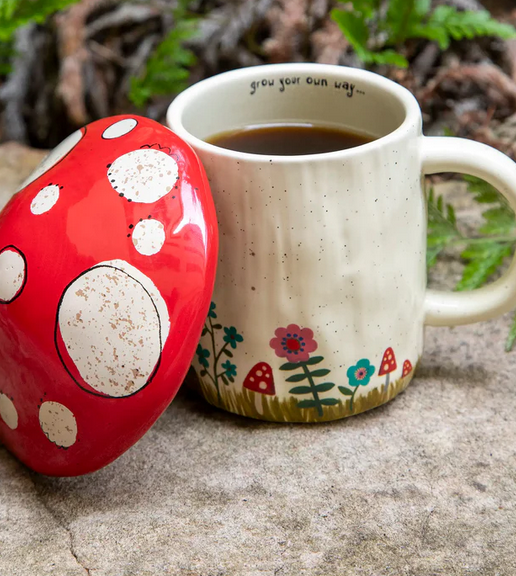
[{"x1": 207, "y1": 123, "x2": 374, "y2": 155}]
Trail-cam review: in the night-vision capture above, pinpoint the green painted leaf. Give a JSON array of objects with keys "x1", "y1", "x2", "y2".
[
  {"x1": 200, "y1": 369, "x2": 207, "y2": 377},
  {"x1": 286, "y1": 373, "x2": 308, "y2": 383},
  {"x1": 227, "y1": 374, "x2": 235, "y2": 383},
  {"x1": 212, "y1": 323, "x2": 223, "y2": 330},
  {"x1": 289, "y1": 386, "x2": 312, "y2": 395},
  {"x1": 313, "y1": 382, "x2": 335, "y2": 393},
  {"x1": 338, "y1": 386, "x2": 354, "y2": 396},
  {"x1": 320, "y1": 398, "x2": 340, "y2": 406},
  {"x1": 305, "y1": 356, "x2": 324, "y2": 365},
  {"x1": 309, "y1": 369, "x2": 331, "y2": 378},
  {"x1": 280, "y1": 362, "x2": 302, "y2": 371},
  {"x1": 222, "y1": 348, "x2": 233, "y2": 358},
  {"x1": 221, "y1": 374, "x2": 229, "y2": 386},
  {"x1": 296, "y1": 399, "x2": 317, "y2": 409},
  {"x1": 201, "y1": 327, "x2": 208, "y2": 336}
]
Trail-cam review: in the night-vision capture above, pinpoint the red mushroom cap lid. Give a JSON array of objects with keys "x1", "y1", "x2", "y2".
[
  {"x1": 378, "y1": 347, "x2": 397, "y2": 376},
  {"x1": 243, "y1": 362, "x2": 276, "y2": 395},
  {"x1": 402, "y1": 360, "x2": 413, "y2": 377}
]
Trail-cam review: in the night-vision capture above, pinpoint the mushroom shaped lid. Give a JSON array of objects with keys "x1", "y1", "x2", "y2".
[
  {"x1": 378, "y1": 347, "x2": 397, "y2": 376},
  {"x1": 0, "y1": 115, "x2": 218, "y2": 476}
]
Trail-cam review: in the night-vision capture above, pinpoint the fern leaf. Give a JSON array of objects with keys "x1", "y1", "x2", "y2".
[
  {"x1": 129, "y1": 18, "x2": 198, "y2": 107},
  {"x1": 457, "y1": 242, "x2": 513, "y2": 291},
  {"x1": 464, "y1": 175, "x2": 505, "y2": 204},
  {"x1": 0, "y1": 0, "x2": 18, "y2": 19},
  {"x1": 386, "y1": 0, "x2": 430, "y2": 43},
  {"x1": 463, "y1": 175, "x2": 516, "y2": 236},
  {"x1": 479, "y1": 208, "x2": 516, "y2": 236},
  {"x1": 368, "y1": 49, "x2": 408, "y2": 67},
  {"x1": 425, "y1": 7, "x2": 516, "y2": 51},
  {"x1": 505, "y1": 310, "x2": 516, "y2": 352},
  {"x1": 335, "y1": 0, "x2": 378, "y2": 20},
  {"x1": 331, "y1": 9, "x2": 369, "y2": 53},
  {"x1": 0, "y1": 0, "x2": 79, "y2": 41}
]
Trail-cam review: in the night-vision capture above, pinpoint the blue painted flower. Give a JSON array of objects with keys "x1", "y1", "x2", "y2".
[
  {"x1": 221, "y1": 360, "x2": 237, "y2": 378},
  {"x1": 346, "y1": 359, "x2": 375, "y2": 387},
  {"x1": 208, "y1": 302, "x2": 217, "y2": 319},
  {"x1": 223, "y1": 326, "x2": 243, "y2": 349},
  {"x1": 196, "y1": 344, "x2": 210, "y2": 368}
]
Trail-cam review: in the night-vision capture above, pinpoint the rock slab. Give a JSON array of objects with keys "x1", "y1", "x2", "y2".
[{"x1": 0, "y1": 145, "x2": 515, "y2": 575}]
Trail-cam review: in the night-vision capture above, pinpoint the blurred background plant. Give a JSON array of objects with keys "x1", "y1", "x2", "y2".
[{"x1": 2, "y1": 0, "x2": 516, "y2": 346}]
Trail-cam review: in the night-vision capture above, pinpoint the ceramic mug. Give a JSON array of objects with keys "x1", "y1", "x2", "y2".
[{"x1": 168, "y1": 63, "x2": 516, "y2": 423}]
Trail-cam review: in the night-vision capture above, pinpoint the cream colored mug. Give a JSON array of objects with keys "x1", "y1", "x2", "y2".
[{"x1": 168, "y1": 63, "x2": 516, "y2": 423}]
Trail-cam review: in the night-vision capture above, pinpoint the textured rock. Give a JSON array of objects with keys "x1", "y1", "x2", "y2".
[
  {"x1": 0, "y1": 142, "x2": 47, "y2": 212},
  {"x1": 0, "y1": 148, "x2": 515, "y2": 575}
]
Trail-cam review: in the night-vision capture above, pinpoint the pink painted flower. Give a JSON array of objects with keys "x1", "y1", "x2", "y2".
[{"x1": 270, "y1": 324, "x2": 318, "y2": 362}]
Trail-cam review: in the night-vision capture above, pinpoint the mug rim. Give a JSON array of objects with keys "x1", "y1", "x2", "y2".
[{"x1": 167, "y1": 63, "x2": 422, "y2": 163}]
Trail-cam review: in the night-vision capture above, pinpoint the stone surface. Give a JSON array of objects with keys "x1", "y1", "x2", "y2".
[
  {"x1": 0, "y1": 142, "x2": 47, "y2": 212},
  {"x1": 0, "y1": 150, "x2": 515, "y2": 575}
]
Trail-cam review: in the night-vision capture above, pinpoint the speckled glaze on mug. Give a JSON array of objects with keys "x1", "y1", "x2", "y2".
[{"x1": 168, "y1": 64, "x2": 516, "y2": 422}]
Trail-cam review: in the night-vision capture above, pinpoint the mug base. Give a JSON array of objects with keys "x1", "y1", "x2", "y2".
[{"x1": 195, "y1": 362, "x2": 419, "y2": 423}]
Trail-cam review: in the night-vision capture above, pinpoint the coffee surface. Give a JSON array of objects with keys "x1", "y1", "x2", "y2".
[{"x1": 207, "y1": 123, "x2": 374, "y2": 155}]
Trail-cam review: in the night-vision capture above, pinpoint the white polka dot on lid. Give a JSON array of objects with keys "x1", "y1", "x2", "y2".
[
  {"x1": 0, "y1": 393, "x2": 18, "y2": 430},
  {"x1": 132, "y1": 219, "x2": 165, "y2": 256},
  {"x1": 0, "y1": 246, "x2": 26, "y2": 303},
  {"x1": 30, "y1": 184, "x2": 60, "y2": 215},
  {"x1": 39, "y1": 401, "x2": 77, "y2": 448},
  {"x1": 107, "y1": 149, "x2": 178, "y2": 204},
  {"x1": 102, "y1": 118, "x2": 138, "y2": 139},
  {"x1": 19, "y1": 129, "x2": 83, "y2": 190},
  {"x1": 57, "y1": 259, "x2": 170, "y2": 398}
]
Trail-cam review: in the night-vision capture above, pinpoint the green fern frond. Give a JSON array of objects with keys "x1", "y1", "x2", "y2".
[
  {"x1": 421, "y1": 7, "x2": 516, "y2": 50},
  {"x1": 456, "y1": 243, "x2": 513, "y2": 290},
  {"x1": 129, "y1": 18, "x2": 198, "y2": 107},
  {"x1": 0, "y1": 0, "x2": 79, "y2": 41},
  {"x1": 332, "y1": 0, "x2": 516, "y2": 68}
]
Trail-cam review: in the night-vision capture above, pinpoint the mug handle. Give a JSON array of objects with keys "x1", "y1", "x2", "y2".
[{"x1": 422, "y1": 136, "x2": 516, "y2": 326}]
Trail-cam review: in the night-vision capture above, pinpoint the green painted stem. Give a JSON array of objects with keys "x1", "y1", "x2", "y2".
[
  {"x1": 301, "y1": 362, "x2": 323, "y2": 417},
  {"x1": 207, "y1": 317, "x2": 221, "y2": 404},
  {"x1": 349, "y1": 387, "x2": 358, "y2": 412},
  {"x1": 214, "y1": 342, "x2": 230, "y2": 366}
]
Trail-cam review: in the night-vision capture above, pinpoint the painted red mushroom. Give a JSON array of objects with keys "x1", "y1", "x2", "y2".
[
  {"x1": 0, "y1": 115, "x2": 218, "y2": 476},
  {"x1": 378, "y1": 347, "x2": 397, "y2": 392},
  {"x1": 402, "y1": 360, "x2": 413, "y2": 378},
  {"x1": 243, "y1": 363, "x2": 276, "y2": 395}
]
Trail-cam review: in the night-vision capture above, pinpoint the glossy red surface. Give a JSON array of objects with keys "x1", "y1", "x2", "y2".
[{"x1": 0, "y1": 116, "x2": 218, "y2": 476}]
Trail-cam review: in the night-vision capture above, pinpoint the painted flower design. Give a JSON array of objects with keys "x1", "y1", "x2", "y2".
[
  {"x1": 197, "y1": 301, "x2": 244, "y2": 404},
  {"x1": 221, "y1": 360, "x2": 237, "y2": 378},
  {"x1": 208, "y1": 302, "x2": 217, "y2": 319},
  {"x1": 223, "y1": 326, "x2": 243, "y2": 349},
  {"x1": 196, "y1": 344, "x2": 210, "y2": 368},
  {"x1": 346, "y1": 359, "x2": 375, "y2": 387},
  {"x1": 270, "y1": 324, "x2": 318, "y2": 363}
]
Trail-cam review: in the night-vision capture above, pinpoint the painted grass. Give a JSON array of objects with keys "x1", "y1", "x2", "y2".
[{"x1": 197, "y1": 367, "x2": 417, "y2": 423}]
